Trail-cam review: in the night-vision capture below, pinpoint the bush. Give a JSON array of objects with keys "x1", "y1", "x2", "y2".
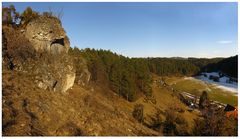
[
  {"x1": 175, "y1": 114, "x2": 186, "y2": 125},
  {"x1": 163, "y1": 120, "x2": 176, "y2": 136},
  {"x1": 2, "y1": 5, "x2": 20, "y2": 25},
  {"x1": 20, "y1": 7, "x2": 39, "y2": 27},
  {"x1": 175, "y1": 114, "x2": 189, "y2": 136},
  {"x1": 192, "y1": 106, "x2": 237, "y2": 136},
  {"x1": 2, "y1": 26, "x2": 37, "y2": 71},
  {"x1": 163, "y1": 109, "x2": 177, "y2": 136},
  {"x1": 199, "y1": 91, "x2": 208, "y2": 109},
  {"x1": 148, "y1": 108, "x2": 162, "y2": 131},
  {"x1": 132, "y1": 104, "x2": 144, "y2": 123}
]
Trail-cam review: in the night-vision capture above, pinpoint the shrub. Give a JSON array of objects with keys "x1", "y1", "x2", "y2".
[
  {"x1": 2, "y1": 5, "x2": 20, "y2": 25},
  {"x1": 175, "y1": 114, "x2": 189, "y2": 136},
  {"x1": 163, "y1": 109, "x2": 177, "y2": 136},
  {"x1": 192, "y1": 105, "x2": 237, "y2": 136},
  {"x1": 20, "y1": 7, "x2": 39, "y2": 27},
  {"x1": 199, "y1": 91, "x2": 208, "y2": 109},
  {"x1": 175, "y1": 114, "x2": 186, "y2": 125},
  {"x1": 132, "y1": 104, "x2": 144, "y2": 123},
  {"x1": 163, "y1": 120, "x2": 176, "y2": 136},
  {"x1": 2, "y1": 26, "x2": 36, "y2": 71},
  {"x1": 148, "y1": 108, "x2": 162, "y2": 131}
]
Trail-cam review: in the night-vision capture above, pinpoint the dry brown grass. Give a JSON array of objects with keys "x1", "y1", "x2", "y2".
[
  {"x1": 2, "y1": 65, "x2": 160, "y2": 136},
  {"x1": 132, "y1": 74, "x2": 199, "y2": 134}
]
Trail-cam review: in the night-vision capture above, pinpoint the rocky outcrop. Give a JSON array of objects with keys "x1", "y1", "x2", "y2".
[
  {"x1": 31, "y1": 53, "x2": 76, "y2": 93},
  {"x1": 77, "y1": 68, "x2": 91, "y2": 86},
  {"x1": 2, "y1": 13, "x2": 159, "y2": 137},
  {"x1": 2, "y1": 16, "x2": 77, "y2": 93},
  {"x1": 72, "y1": 55, "x2": 91, "y2": 86},
  {"x1": 25, "y1": 16, "x2": 70, "y2": 55}
]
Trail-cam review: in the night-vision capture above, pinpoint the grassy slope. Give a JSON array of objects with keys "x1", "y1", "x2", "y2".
[
  {"x1": 3, "y1": 66, "x2": 201, "y2": 136},
  {"x1": 134, "y1": 74, "x2": 199, "y2": 133},
  {"x1": 165, "y1": 77, "x2": 238, "y2": 106},
  {"x1": 2, "y1": 67, "x2": 159, "y2": 136}
]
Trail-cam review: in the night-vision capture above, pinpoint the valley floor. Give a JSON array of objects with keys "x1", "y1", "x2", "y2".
[
  {"x1": 164, "y1": 76, "x2": 238, "y2": 106},
  {"x1": 195, "y1": 72, "x2": 237, "y2": 93}
]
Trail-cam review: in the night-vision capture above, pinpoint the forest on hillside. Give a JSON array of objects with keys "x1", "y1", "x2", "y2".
[
  {"x1": 3, "y1": 4, "x2": 238, "y2": 103},
  {"x1": 69, "y1": 47, "x2": 238, "y2": 102},
  {"x1": 2, "y1": 4, "x2": 238, "y2": 136}
]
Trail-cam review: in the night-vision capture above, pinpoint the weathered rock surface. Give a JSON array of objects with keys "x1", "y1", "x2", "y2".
[
  {"x1": 2, "y1": 16, "x2": 76, "y2": 93},
  {"x1": 25, "y1": 16, "x2": 70, "y2": 54},
  {"x1": 72, "y1": 55, "x2": 91, "y2": 86},
  {"x1": 31, "y1": 53, "x2": 76, "y2": 93}
]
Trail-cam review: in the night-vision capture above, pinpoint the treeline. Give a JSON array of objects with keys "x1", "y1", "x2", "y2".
[
  {"x1": 201, "y1": 55, "x2": 238, "y2": 78},
  {"x1": 69, "y1": 47, "x2": 152, "y2": 101},
  {"x1": 147, "y1": 58, "x2": 200, "y2": 76},
  {"x1": 70, "y1": 47, "x2": 237, "y2": 101},
  {"x1": 70, "y1": 48, "x2": 222, "y2": 101},
  {"x1": 188, "y1": 57, "x2": 223, "y2": 71},
  {"x1": 218, "y1": 55, "x2": 238, "y2": 78}
]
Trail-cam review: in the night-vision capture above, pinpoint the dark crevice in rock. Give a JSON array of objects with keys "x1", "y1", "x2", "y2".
[
  {"x1": 51, "y1": 38, "x2": 64, "y2": 46},
  {"x1": 53, "y1": 81, "x2": 58, "y2": 90}
]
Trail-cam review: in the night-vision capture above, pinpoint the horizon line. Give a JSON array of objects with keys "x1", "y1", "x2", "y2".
[{"x1": 72, "y1": 47, "x2": 237, "y2": 59}]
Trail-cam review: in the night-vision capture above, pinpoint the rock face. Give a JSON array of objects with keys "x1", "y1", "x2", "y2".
[
  {"x1": 25, "y1": 16, "x2": 75, "y2": 93},
  {"x1": 73, "y1": 56, "x2": 91, "y2": 86},
  {"x1": 3, "y1": 16, "x2": 76, "y2": 93},
  {"x1": 25, "y1": 16, "x2": 70, "y2": 55},
  {"x1": 31, "y1": 53, "x2": 76, "y2": 93},
  {"x1": 77, "y1": 68, "x2": 91, "y2": 86},
  {"x1": 68, "y1": 48, "x2": 91, "y2": 87}
]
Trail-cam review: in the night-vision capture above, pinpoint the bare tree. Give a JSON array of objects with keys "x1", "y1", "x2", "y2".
[
  {"x1": 57, "y1": 7, "x2": 64, "y2": 20},
  {"x1": 47, "y1": 6, "x2": 64, "y2": 20}
]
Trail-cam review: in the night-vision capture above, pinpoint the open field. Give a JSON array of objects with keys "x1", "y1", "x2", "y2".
[{"x1": 165, "y1": 76, "x2": 238, "y2": 106}]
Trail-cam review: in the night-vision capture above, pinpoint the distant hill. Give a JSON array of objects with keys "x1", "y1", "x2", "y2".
[
  {"x1": 2, "y1": 4, "x2": 237, "y2": 136},
  {"x1": 201, "y1": 55, "x2": 238, "y2": 78}
]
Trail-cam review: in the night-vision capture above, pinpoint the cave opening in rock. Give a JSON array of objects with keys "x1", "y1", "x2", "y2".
[{"x1": 51, "y1": 38, "x2": 64, "y2": 46}]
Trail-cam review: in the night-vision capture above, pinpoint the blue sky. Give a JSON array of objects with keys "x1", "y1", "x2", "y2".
[{"x1": 3, "y1": 2, "x2": 238, "y2": 58}]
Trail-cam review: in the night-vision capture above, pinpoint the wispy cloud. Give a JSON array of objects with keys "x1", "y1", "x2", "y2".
[{"x1": 217, "y1": 40, "x2": 233, "y2": 44}]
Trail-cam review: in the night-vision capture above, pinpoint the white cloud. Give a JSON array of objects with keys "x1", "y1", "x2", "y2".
[{"x1": 217, "y1": 40, "x2": 233, "y2": 44}]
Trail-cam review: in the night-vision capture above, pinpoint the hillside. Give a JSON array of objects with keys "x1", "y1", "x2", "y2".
[
  {"x1": 203, "y1": 55, "x2": 238, "y2": 78},
  {"x1": 3, "y1": 66, "x2": 160, "y2": 136},
  {"x1": 71, "y1": 48, "x2": 237, "y2": 102},
  {"x1": 2, "y1": 14, "x2": 159, "y2": 135},
  {"x1": 2, "y1": 5, "x2": 238, "y2": 136}
]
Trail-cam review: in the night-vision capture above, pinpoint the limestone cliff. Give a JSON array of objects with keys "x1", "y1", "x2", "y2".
[
  {"x1": 25, "y1": 16, "x2": 70, "y2": 55},
  {"x1": 2, "y1": 16, "x2": 80, "y2": 93}
]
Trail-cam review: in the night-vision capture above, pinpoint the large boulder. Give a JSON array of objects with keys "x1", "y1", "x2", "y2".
[{"x1": 25, "y1": 16, "x2": 70, "y2": 55}]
